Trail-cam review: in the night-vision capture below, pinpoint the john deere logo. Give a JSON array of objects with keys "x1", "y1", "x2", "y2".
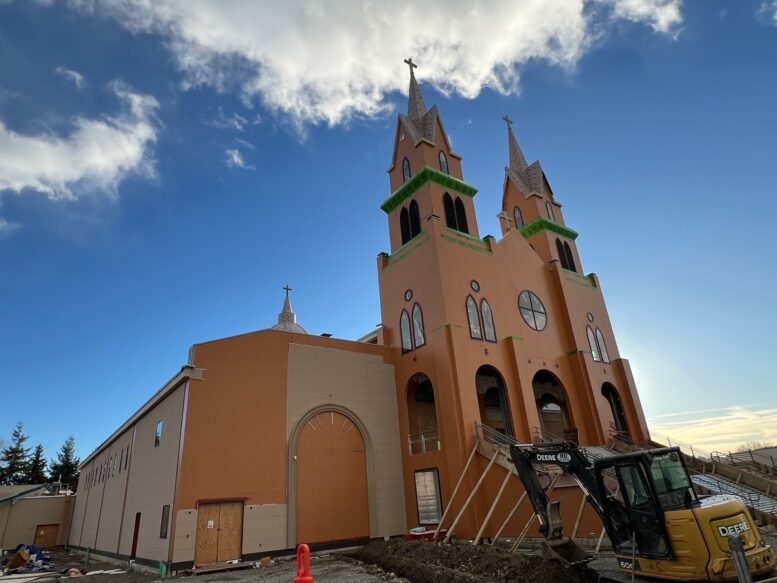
[
  {"x1": 558, "y1": 453, "x2": 572, "y2": 463},
  {"x1": 718, "y1": 522, "x2": 750, "y2": 537}
]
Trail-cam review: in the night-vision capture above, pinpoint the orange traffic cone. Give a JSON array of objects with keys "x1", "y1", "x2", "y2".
[{"x1": 293, "y1": 544, "x2": 314, "y2": 583}]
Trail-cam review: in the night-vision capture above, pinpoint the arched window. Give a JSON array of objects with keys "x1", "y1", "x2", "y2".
[
  {"x1": 546, "y1": 200, "x2": 555, "y2": 222},
  {"x1": 476, "y1": 366, "x2": 513, "y2": 436},
  {"x1": 513, "y1": 206, "x2": 523, "y2": 228},
  {"x1": 443, "y1": 193, "x2": 456, "y2": 229},
  {"x1": 400, "y1": 310, "x2": 412, "y2": 353},
  {"x1": 402, "y1": 157, "x2": 411, "y2": 183},
  {"x1": 481, "y1": 299, "x2": 496, "y2": 342},
  {"x1": 533, "y1": 370, "x2": 575, "y2": 442},
  {"x1": 596, "y1": 329, "x2": 610, "y2": 363},
  {"x1": 439, "y1": 151, "x2": 449, "y2": 174},
  {"x1": 556, "y1": 238, "x2": 569, "y2": 269},
  {"x1": 400, "y1": 207, "x2": 411, "y2": 244},
  {"x1": 466, "y1": 295, "x2": 482, "y2": 339},
  {"x1": 407, "y1": 374, "x2": 439, "y2": 454},
  {"x1": 454, "y1": 197, "x2": 469, "y2": 234},
  {"x1": 587, "y1": 326, "x2": 601, "y2": 362},
  {"x1": 564, "y1": 242, "x2": 576, "y2": 273},
  {"x1": 409, "y1": 200, "x2": 421, "y2": 238},
  {"x1": 602, "y1": 383, "x2": 628, "y2": 434},
  {"x1": 518, "y1": 290, "x2": 547, "y2": 331},
  {"x1": 412, "y1": 303, "x2": 425, "y2": 348}
]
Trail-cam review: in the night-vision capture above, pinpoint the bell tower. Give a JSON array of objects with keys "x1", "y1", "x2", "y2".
[{"x1": 384, "y1": 59, "x2": 479, "y2": 252}]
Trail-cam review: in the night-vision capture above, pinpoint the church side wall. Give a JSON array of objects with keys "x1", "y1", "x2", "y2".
[{"x1": 69, "y1": 385, "x2": 185, "y2": 567}]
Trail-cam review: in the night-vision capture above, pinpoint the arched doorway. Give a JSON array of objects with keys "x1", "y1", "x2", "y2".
[
  {"x1": 602, "y1": 383, "x2": 629, "y2": 436},
  {"x1": 295, "y1": 411, "x2": 369, "y2": 544},
  {"x1": 475, "y1": 366, "x2": 513, "y2": 436},
  {"x1": 532, "y1": 371, "x2": 576, "y2": 442},
  {"x1": 407, "y1": 374, "x2": 439, "y2": 454}
]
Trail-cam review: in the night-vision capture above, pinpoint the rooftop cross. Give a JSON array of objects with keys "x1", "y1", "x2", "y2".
[
  {"x1": 403, "y1": 58, "x2": 418, "y2": 74},
  {"x1": 502, "y1": 114, "x2": 513, "y2": 127},
  {"x1": 283, "y1": 285, "x2": 292, "y2": 297}
]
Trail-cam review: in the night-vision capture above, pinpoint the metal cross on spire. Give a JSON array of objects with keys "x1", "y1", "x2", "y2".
[
  {"x1": 502, "y1": 114, "x2": 513, "y2": 127},
  {"x1": 403, "y1": 58, "x2": 418, "y2": 74},
  {"x1": 283, "y1": 285, "x2": 292, "y2": 297}
]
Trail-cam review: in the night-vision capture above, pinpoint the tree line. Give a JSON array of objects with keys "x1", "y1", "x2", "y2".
[{"x1": 0, "y1": 422, "x2": 80, "y2": 489}]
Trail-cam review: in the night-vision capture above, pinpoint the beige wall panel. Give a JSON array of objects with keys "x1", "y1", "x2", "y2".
[
  {"x1": 171, "y1": 508, "x2": 196, "y2": 564},
  {"x1": 118, "y1": 386, "x2": 184, "y2": 562},
  {"x1": 79, "y1": 448, "x2": 112, "y2": 549},
  {"x1": 0, "y1": 496, "x2": 74, "y2": 550},
  {"x1": 242, "y1": 504, "x2": 287, "y2": 555},
  {"x1": 287, "y1": 344, "x2": 406, "y2": 540},
  {"x1": 92, "y1": 430, "x2": 134, "y2": 554}
]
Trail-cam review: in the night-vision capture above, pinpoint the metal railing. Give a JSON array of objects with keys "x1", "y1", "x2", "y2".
[{"x1": 408, "y1": 429, "x2": 441, "y2": 455}]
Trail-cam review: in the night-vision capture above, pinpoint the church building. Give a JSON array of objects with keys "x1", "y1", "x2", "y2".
[{"x1": 68, "y1": 62, "x2": 649, "y2": 570}]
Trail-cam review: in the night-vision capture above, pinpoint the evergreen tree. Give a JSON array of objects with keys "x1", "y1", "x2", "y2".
[
  {"x1": 0, "y1": 422, "x2": 31, "y2": 485},
  {"x1": 26, "y1": 444, "x2": 48, "y2": 484},
  {"x1": 48, "y1": 436, "x2": 80, "y2": 489}
]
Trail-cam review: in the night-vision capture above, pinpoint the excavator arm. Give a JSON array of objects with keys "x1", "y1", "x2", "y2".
[{"x1": 508, "y1": 441, "x2": 632, "y2": 564}]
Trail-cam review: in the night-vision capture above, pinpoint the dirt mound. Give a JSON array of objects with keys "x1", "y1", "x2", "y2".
[{"x1": 354, "y1": 539, "x2": 599, "y2": 583}]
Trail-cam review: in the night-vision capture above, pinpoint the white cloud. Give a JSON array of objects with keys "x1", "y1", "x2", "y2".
[
  {"x1": 649, "y1": 406, "x2": 777, "y2": 452},
  {"x1": 65, "y1": 0, "x2": 682, "y2": 128},
  {"x1": 55, "y1": 66, "x2": 86, "y2": 89},
  {"x1": 0, "y1": 217, "x2": 19, "y2": 236},
  {"x1": 0, "y1": 82, "x2": 159, "y2": 200},
  {"x1": 602, "y1": 0, "x2": 682, "y2": 34},
  {"x1": 224, "y1": 148, "x2": 254, "y2": 170},
  {"x1": 758, "y1": 1, "x2": 777, "y2": 26}
]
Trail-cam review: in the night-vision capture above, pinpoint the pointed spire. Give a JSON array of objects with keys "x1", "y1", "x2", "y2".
[
  {"x1": 503, "y1": 114, "x2": 528, "y2": 172},
  {"x1": 271, "y1": 285, "x2": 308, "y2": 334},
  {"x1": 404, "y1": 58, "x2": 427, "y2": 125}
]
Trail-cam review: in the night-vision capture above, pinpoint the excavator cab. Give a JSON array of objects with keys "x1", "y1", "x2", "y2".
[{"x1": 593, "y1": 448, "x2": 691, "y2": 560}]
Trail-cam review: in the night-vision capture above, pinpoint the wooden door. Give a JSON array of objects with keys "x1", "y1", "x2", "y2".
[
  {"x1": 296, "y1": 411, "x2": 369, "y2": 544},
  {"x1": 216, "y1": 502, "x2": 243, "y2": 562},
  {"x1": 33, "y1": 524, "x2": 59, "y2": 548},
  {"x1": 195, "y1": 502, "x2": 243, "y2": 565}
]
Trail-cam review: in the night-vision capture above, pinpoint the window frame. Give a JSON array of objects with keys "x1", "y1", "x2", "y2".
[
  {"x1": 480, "y1": 298, "x2": 497, "y2": 343},
  {"x1": 411, "y1": 303, "x2": 426, "y2": 349},
  {"x1": 563, "y1": 241, "x2": 577, "y2": 273},
  {"x1": 438, "y1": 151, "x2": 449, "y2": 175},
  {"x1": 518, "y1": 290, "x2": 547, "y2": 331},
  {"x1": 454, "y1": 197, "x2": 469, "y2": 234},
  {"x1": 400, "y1": 310, "x2": 413, "y2": 353},
  {"x1": 513, "y1": 206, "x2": 524, "y2": 228},
  {"x1": 443, "y1": 193, "x2": 457, "y2": 229},
  {"x1": 414, "y1": 468, "x2": 443, "y2": 525},
  {"x1": 596, "y1": 328, "x2": 611, "y2": 363},
  {"x1": 154, "y1": 420, "x2": 164, "y2": 448},
  {"x1": 587, "y1": 326, "x2": 601, "y2": 362},
  {"x1": 402, "y1": 157, "x2": 411, "y2": 183},
  {"x1": 546, "y1": 200, "x2": 556, "y2": 222},
  {"x1": 556, "y1": 238, "x2": 569, "y2": 269},
  {"x1": 466, "y1": 295, "x2": 483, "y2": 339},
  {"x1": 160, "y1": 505, "x2": 170, "y2": 539},
  {"x1": 400, "y1": 207, "x2": 411, "y2": 245}
]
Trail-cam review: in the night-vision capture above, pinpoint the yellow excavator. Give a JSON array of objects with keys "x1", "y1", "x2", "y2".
[{"x1": 509, "y1": 442, "x2": 776, "y2": 581}]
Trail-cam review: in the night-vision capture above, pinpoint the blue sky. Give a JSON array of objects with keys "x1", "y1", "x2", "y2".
[{"x1": 1, "y1": 0, "x2": 775, "y2": 461}]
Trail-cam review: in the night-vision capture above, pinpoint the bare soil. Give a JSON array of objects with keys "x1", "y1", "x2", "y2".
[{"x1": 352, "y1": 539, "x2": 600, "y2": 583}]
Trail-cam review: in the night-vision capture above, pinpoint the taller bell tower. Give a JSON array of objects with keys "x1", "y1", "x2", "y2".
[{"x1": 377, "y1": 61, "x2": 649, "y2": 539}]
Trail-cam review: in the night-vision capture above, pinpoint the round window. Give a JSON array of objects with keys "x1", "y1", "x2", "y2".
[
  {"x1": 518, "y1": 291, "x2": 547, "y2": 331},
  {"x1": 470, "y1": 280, "x2": 480, "y2": 292},
  {"x1": 404, "y1": 289, "x2": 413, "y2": 301},
  {"x1": 587, "y1": 312, "x2": 594, "y2": 322}
]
